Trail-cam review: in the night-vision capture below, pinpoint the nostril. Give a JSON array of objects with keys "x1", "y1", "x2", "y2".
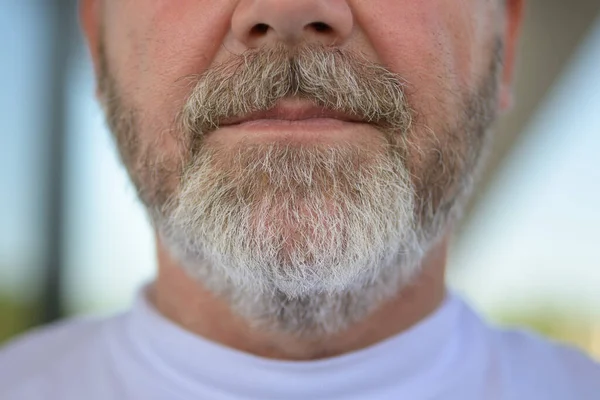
[
  {"x1": 250, "y1": 23, "x2": 270, "y2": 37},
  {"x1": 308, "y1": 22, "x2": 333, "y2": 34}
]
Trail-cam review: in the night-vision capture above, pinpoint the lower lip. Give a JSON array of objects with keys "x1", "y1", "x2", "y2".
[{"x1": 217, "y1": 118, "x2": 373, "y2": 143}]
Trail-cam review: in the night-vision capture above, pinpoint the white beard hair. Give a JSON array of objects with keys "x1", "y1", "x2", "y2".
[{"x1": 154, "y1": 142, "x2": 433, "y2": 337}]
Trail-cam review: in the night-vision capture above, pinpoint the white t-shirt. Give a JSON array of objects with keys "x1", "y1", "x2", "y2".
[{"x1": 1, "y1": 289, "x2": 599, "y2": 400}]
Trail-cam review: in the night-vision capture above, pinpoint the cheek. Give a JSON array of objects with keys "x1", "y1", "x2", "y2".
[
  {"x1": 354, "y1": 0, "x2": 489, "y2": 122},
  {"x1": 353, "y1": 0, "x2": 496, "y2": 207},
  {"x1": 104, "y1": 0, "x2": 236, "y2": 151}
]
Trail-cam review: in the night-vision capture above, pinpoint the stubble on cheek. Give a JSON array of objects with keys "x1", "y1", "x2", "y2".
[
  {"x1": 402, "y1": 38, "x2": 504, "y2": 230},
  {"x1": 99, "y1": 79, "x2": 181, "y2": 209}
]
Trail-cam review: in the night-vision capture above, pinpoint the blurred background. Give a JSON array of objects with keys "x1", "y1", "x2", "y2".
[{"x1": 1, "y1": 0, "x2": 599, "y2": 359}]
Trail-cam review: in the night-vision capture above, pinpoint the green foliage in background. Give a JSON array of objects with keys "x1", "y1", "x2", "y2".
[
  {"x1": 0, "y1": 293, "x2": 37, "y2": 345},
  {"x1": 493, "y1": 309, "x2": 595, "y2": 356}
]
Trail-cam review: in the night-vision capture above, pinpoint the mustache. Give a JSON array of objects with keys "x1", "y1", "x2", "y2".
[{"x1": 180, "y1": 44, "x2": 413, "y2": 140}]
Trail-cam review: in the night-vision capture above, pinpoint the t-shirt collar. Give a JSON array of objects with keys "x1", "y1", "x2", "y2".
[{"x1": 124, "y1": 284, "x2": 463, "y2": 399}]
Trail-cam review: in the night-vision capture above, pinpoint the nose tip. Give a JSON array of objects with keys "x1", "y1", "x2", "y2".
[{"x1": 231, "y1": 0, "x2": 354, "y2": 48}]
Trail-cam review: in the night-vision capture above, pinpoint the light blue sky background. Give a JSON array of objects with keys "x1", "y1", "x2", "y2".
[
  {"x1": 450, "y1": 17, "x2": 600, "y2": 319},
  {"x1": 0, "y1": 3, "x2": 54, "y2": 301}
]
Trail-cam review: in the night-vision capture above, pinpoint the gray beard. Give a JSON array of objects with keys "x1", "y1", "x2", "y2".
[
  {"x1": 152, "y1": 141, "x2": 439, "y2": 337},
  {"x1": 99, "y1": 41, "x2": 501, "y2": 337}
]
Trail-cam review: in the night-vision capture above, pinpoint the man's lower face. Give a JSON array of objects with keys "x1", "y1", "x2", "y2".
[{"x1": 100, "y1": 44, "x2": 500, "y2": 337}]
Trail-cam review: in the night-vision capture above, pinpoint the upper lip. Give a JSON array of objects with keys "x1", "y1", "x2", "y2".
[{"x1": 220, "y1": 100, "x2": 364, "y2": 126}]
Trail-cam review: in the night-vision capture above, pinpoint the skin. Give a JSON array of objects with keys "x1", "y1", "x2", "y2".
[{"x1": 80, "y1": 0, "x2": 524, "y2": 360}]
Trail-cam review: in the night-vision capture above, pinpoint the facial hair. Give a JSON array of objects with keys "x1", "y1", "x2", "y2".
[{"x1": 99, "y1": 43, "x2": 502, "y2": 337}]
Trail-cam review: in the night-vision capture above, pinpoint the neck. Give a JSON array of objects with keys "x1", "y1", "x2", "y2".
[{"x1": 151, "y1": 237, "x2": 448, "y2": 361}]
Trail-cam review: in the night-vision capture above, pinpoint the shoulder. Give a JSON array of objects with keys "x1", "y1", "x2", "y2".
[
  {"x1": 487, "y1": 323, "x2": 600, "y2": 398},
  {"x1": 0, "y1": 317, "x2": 105, "y2": 377},
  {"x1": 0, "y1": 315, "x2": 121, "y2": 398}
]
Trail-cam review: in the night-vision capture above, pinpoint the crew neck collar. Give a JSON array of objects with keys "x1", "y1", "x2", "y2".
[{"x1": 123, "y1": 285, "x2": 464, "y2": 399}]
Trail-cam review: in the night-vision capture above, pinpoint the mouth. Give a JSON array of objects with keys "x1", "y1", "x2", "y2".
[
  {"x1": 211, "y1": 98, "x2": 381, "y2": 145},
  {"x1": 219, "y1": 98, "x2": 365, "y2": 128}
]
